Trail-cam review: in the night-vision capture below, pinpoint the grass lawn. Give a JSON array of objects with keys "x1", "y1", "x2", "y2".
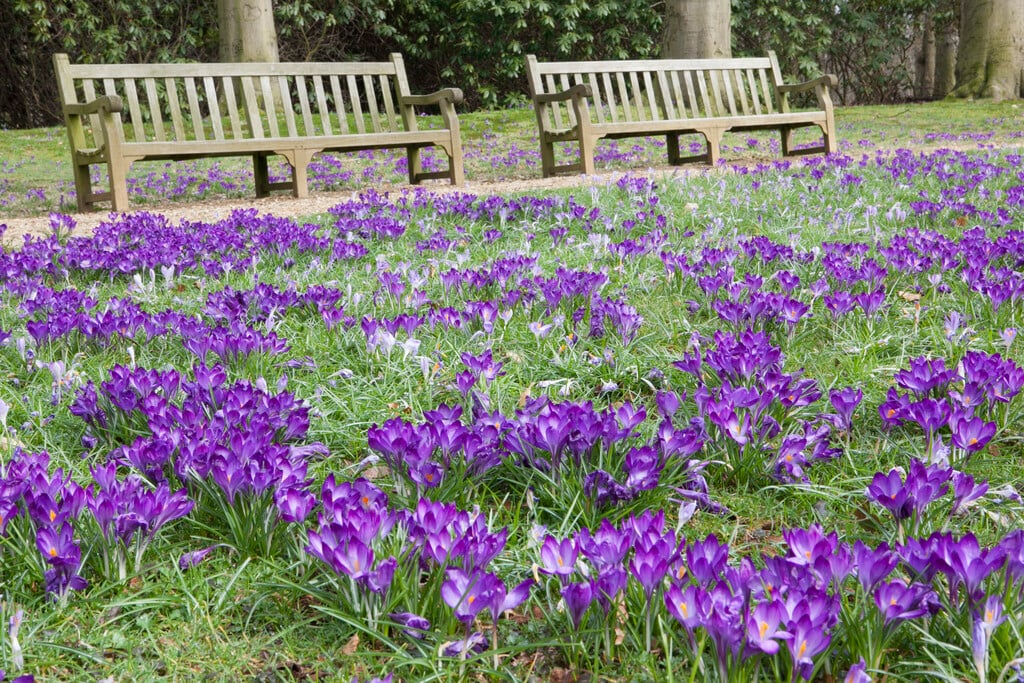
[{"x1": 0, "y1": 99, "x2": 1023, "y2": 682}]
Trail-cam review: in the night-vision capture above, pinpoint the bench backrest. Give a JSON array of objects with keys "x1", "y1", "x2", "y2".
[
  {"x1": 53, "y1": 53, "x2": 422, "y2": 146},
  {"x1": 526, "y1": 54, "x2": 790, "y2": 130}
]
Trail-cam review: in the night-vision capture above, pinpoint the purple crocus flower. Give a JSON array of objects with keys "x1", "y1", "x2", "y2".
[
  {"x1": 539, "y1": 535, "x2": 578, "y2": 582},
  {"x1": 745, "y1": 600, "x2": 791, "y2": 656},
  {"x1": 561, "y1": 580, "x2": 595, "y2": 630},
  {"x1": 664, "y1": 582, "x2": 708, "y2": 633},
  {"x1": 949, "y1": 411, "x2": 996, "y2": 454},
  {"x1": 951, "y1": 471, "x2": 988, "y2": 515},
  {"x1": 843, "y1": 658, "x2": 871, "y2": 683},
  {"x1": 578, "y1": 519, "x2": 631, "y2": 570},
  {"x1": 865, "y1": 469, "x2": 914, "y2": 521},
  {"x1": 388, "y1": 611, "x2": 431, "y2": 640},
  {"x1": 828, "y1": 387, "x2": 863, "y2": 432},
  {"x1": 873, "y1": 579, "x2": 940, "y2": 624},
  {"x1": 685, "y1": 534, "x2": 729, "y2": 584},
  {"x1": 853, "y1": 540, "x2": 897, "y2": 593},
  {"x1": 786, "y1": 613, "x2": 832, "y2": 680},
  {"x1": 441, "y1": 567, "x2": 498, "y2": 625},
  {"x1": 971, "y1": 593, "x2": 1006, "y2": 679},
  {"x1": 179, "y1": 545, "x2": 220, "y2": 571}
]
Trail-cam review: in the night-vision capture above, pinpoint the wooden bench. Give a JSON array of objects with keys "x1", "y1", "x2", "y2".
[
  {"x1": 525, "y1": 53, "x2": 837, "y2": 177},
  {"x1": 53, "y1": 53, "x2": 465, "y2": 212}
]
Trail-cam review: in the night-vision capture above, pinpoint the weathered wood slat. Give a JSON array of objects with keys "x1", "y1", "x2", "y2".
[
  {"x1": 143, "y1": 78, "x2": 166, "y2": 141},
  {"x1": 363, "y1": 75, "x2": 382, "y2": 133},
  {"x1": 694, "y1": 71, "x2": 712, "y2": 117},
  {"x1": 642, "y1": 72, "x2": 660, "y2": 120},
  {"x1": 746, "y1": 69, "x2": 762, "y2": 115},
  {"x1": 669, "y1": 71, "x2": 686, "y2": 120},
  {"x1": 682, "y1": 71, "x2": 700, "y2": 118},
  {"x1": 379, "y1": 75, "x2": 398, "y2": 132},
  {"x1": 123, "y1": 79, "x2": 144, "y2": 142},
  {"x1": 222, "y1": 76, "x2": 243, "y2": 140},
  {"x1": 204, "y1": 76, "x2": 225, "y2": 140},
  {"x1": 164, "y1": 78, "x2": 186, "y2": 140},
  {"x1": 628, "y1": 72, "x2": 643, "y2": 119},
  {"x1": 296, "y1": 76, "x2": 315, "y2": 136},
  {"x1": 602, "y1": 72, "x2": 618, "y2": 123},
  {"x1": 759, "y1": 69, "x2": 775, "y2": 113},
  {"x1": 348, "y1": 74, "x2": 366, "y2": 134},
  {"x1": 615, "y1": 72, "x2": 633, "y2": 122},
  {"x1": 65, "y1": 61, "x2": 401, "y2": 79},
  {"x1": 278, "y1": 76, "x2": 299, "y2": 137},
  {"x1": 585, "y1": 73, "x2": 605, "y2": 125},
  {"x1": 529, "y1": 57, "x2": 774, "y2": 73},
  {"x1": 559, "y1": 74, "x2": 577, "y2": 127},
  {"x1": 240, "y1": 76, "x2": 263, "y2": 138},
  {"x1": 721, "y1": 70, "x2": 739, "y2": 116},
  {"x1": 184, "y1": 77, "x2": 205, "y2": 141},
  {"x1": 656, "y1": 70, "x2": 675, "y2": 120},
  {"x1": 259, "y1": 76, "x2": 281, "y2": 137},
  {"x1": 330, "y1": 76, "x2": 349, "y2": 134},
  {"x1": 709, "y1": 70, "x2": 726, "y2": 117},
  {"x1": 314, "y1": 76, "x2": 332, "y2": 135}
]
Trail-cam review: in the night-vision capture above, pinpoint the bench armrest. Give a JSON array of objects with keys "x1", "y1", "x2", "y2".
[
  {"x1": 777, "y1": 75, "x2": 838, "y2": 95},
  {"x1": 534, "y1": 83, "x2": 593, "y2": 104},
  {"x1": 400, "y1": 88, "x2": 464, "y2": 107},
  {"x1": 63, "y1": 95, "x2": 124, "y2": 117}
]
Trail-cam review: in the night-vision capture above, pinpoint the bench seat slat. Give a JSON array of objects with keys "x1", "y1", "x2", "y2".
[{"x1": 118, "y1": 130, "x2": 456, "y2": 160}]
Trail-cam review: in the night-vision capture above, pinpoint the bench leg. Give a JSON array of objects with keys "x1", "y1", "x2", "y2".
[
  {"x1": 253, "y1": 154, "x2": 271, "y2": 198},
  {"x1": 72, "y1": 162, "x2": 93, "y2": 212},
  {"x1": 704, "y1": 128, "x2": 724, "y2": 166},
  {"x1": 108, "y1": 158, "x2": 130, "y2": 212},
  {"x1": 407, "y1": 147, "x2": 422, "y2": 184},
  {"x1": 539, "y1": 138, "x2": 557, "y2": 178},
  {"x1": 448, "y1": 141, "x2": 465, "y2": 186},
  {"x1": 821, "y1": 122, "x2": 837, "y2": 155},
  {"x1": 289, "y1": 151, "x2": 310, "y2": 199},
  {"x1": 578, "y1": 135, "x2": 596, "y2": 176},
  {"x1": 667, "y1": 134, "x2": 681, "y2": 165},
  {"x1": 780, "y1": 126, "x2": 795, "y2": 157}
]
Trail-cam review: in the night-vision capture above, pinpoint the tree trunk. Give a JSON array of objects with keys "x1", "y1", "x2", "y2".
[
  {"x1": 663, "y1": 0, "x2": 731, "y2": 59},
  {"x1": 915, "y1": 12, "x2": 936, "y2": 99},
  {"x1": 218, "y1": 0, "x2": 280, "y2": 63},
  {"x1": 952, "y1": 0, "x2": 1023, "y2": 100},
  {"x1": 934, "y1": 20, "x2": 958, "y2": 98}
]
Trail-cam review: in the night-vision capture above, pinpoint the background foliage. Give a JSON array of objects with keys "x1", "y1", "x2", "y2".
[{"x1": 2, "y1": 0, "x2": 961, "y2": 129}]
